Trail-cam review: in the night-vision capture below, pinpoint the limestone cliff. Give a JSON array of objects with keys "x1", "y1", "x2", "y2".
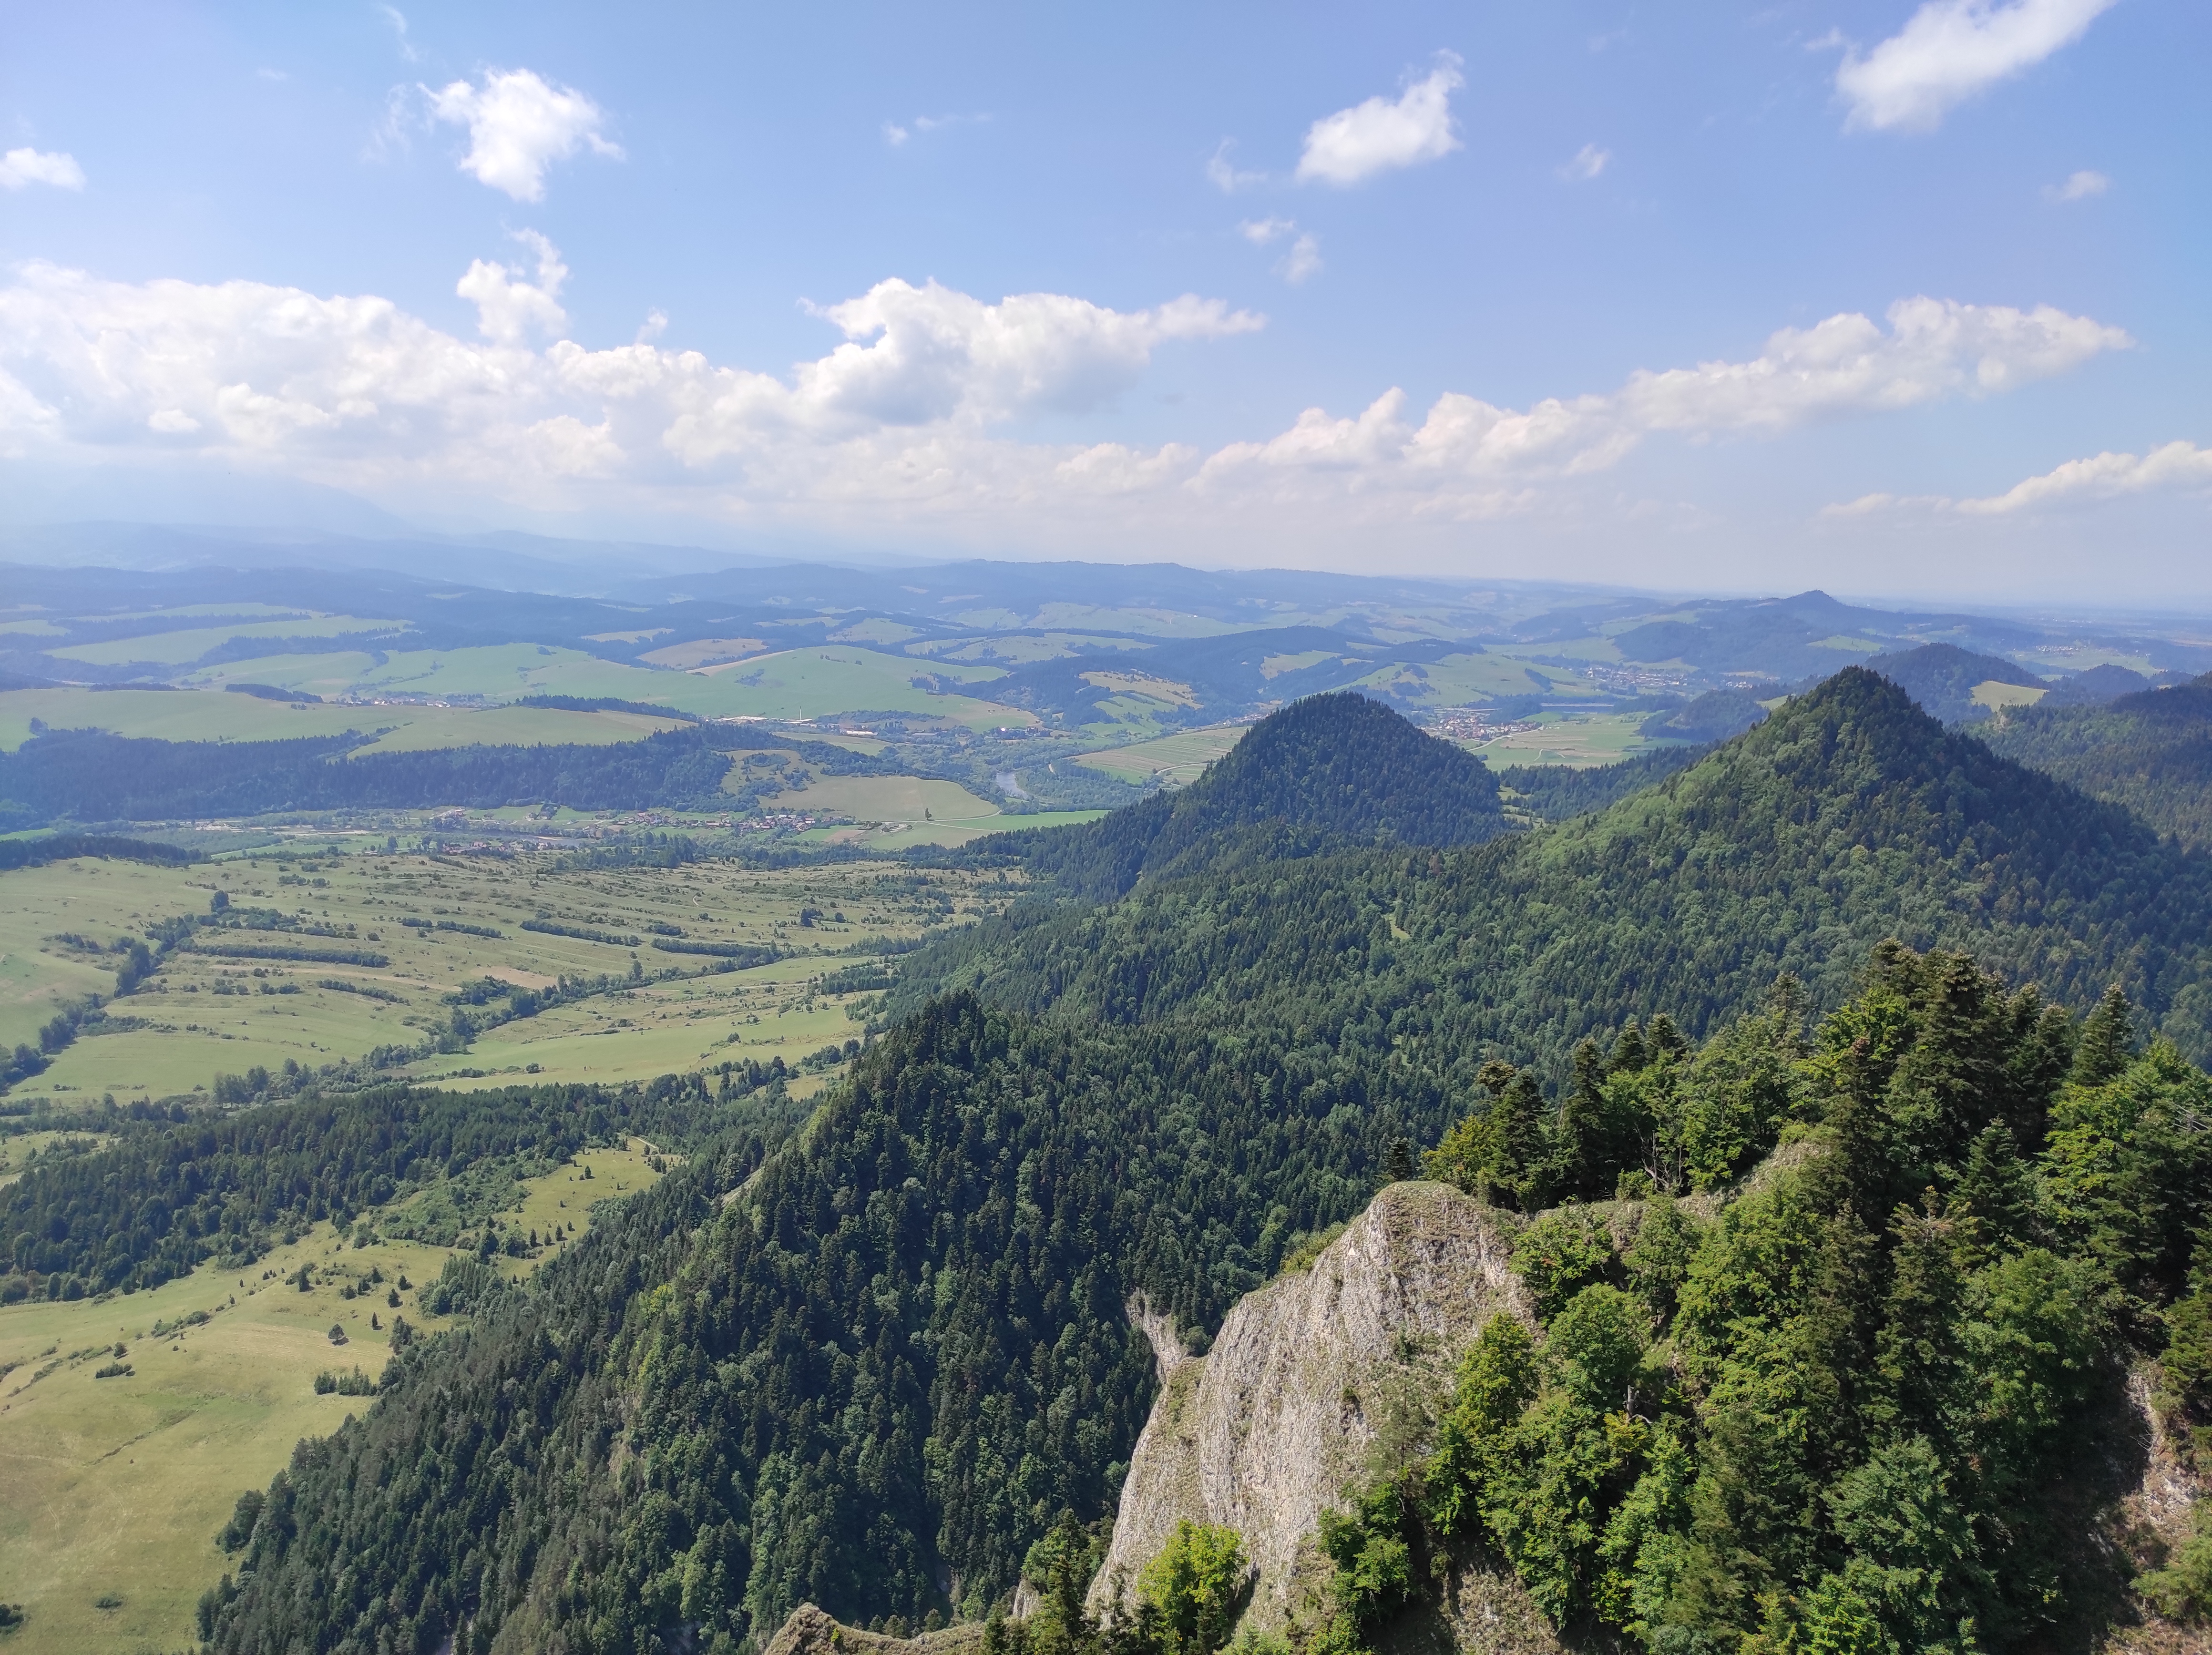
[{"x1": 1091, "y1": 1181, "x2": 1533, "y2": 1634}]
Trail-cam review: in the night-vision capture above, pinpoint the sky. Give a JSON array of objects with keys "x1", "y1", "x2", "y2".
[{"x1": 0, "y1": 0, "x2": 2205, "y2": 600}]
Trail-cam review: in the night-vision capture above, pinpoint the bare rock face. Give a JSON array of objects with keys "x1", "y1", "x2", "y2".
[
  {"x1": 764, "y1": 1604, "x2": 986, "y2": 1655},
  {"x1": 1092, "y1": 1181, "x2": 1532, "y2": 1633}
]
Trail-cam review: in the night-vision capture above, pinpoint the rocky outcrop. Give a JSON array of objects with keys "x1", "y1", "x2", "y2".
[
  {"x1": 1092, "y1": 1181, "x2": 1532, "y2": 1633},
  {"x1": 764, "y1": 1605, "x2": 987, "y2": 1655}
]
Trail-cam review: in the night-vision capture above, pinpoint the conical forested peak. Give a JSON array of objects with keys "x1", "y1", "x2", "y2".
[
  {"x1": 981, "y1": 690, "x2": 1507, "y2": 899},
  {"x1": 1175, "y1": 690, "x2": 1503, "y2": 844}
]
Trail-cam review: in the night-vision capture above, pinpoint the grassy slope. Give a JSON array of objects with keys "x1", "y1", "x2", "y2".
[{"x1": 0, "y1": 1142, "x2": 664, "y2": 1655}]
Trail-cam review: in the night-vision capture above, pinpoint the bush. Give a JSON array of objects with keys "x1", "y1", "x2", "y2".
[{"x1": 1137, "y1": 1522, "x2": 1249, "y2": 1655}]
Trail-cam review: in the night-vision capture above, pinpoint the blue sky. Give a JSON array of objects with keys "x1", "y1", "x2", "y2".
[{"x1": 0, "y1": 0, "x2": 2204, "y2": 600}]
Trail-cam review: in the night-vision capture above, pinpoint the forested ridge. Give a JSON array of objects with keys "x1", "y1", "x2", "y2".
[
  {"x1": 898, "y1": 670, "x2": 2212, "y2": 1069},
  {"x1": 0, "y1": 725, "x2": 892, "y2": 825},
  {"x1": 1982, "y1": 674, "x2": 2212, "y2": 847},
  {"x1": 26, "y1": 672, "x2": 2212, "y2": 1655}
]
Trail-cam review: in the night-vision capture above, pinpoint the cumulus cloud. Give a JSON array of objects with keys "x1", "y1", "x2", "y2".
[
  {"x1": 0, "y1": 256, "x2": 2125, "y2": 542},
  {"x1": 427, "y1": 69, "x2": 621, "y2": 200},
  {"x1": 1835, "y1": 0, "x2": 2117, "y2": 133},
  {"x1": 2047, "y1": 168, "x2": 2109, "y2": 201},
  {"x1": 1836, "y1": 441, "x2": 2212, "y2": 518},
  {"x1": 1560, "y1": 144, "x2": 1609, "y2": 181},
  {"x1": 0, "y1": 259, "x2": 1262, "y2": 497},
  {"x1": 1295, "y1": 53, "x2": 1463, "y2": 186},
  {"x1": 456, "y1": 230, "x2": 569, "y2": 344},
  {"x1": 0, "y1": 148, "x2": 86, "y2": 191},
  {"x1": 1203, "y1": 297, "x2": 2129, "y2": 492}
]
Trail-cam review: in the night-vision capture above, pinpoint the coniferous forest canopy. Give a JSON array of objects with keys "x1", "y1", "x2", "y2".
[{"x1": 11, "y1": 562, "x2": 2212, "y2": 1655}]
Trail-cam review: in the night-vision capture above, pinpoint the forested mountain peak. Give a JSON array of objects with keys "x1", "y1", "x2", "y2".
[
  {"x1": 1168, "y1": 691, "x2": 1503, "y2": 845},
  {"x1": 985, "y1": 691, "x2": 1508, "y2": 899},
  {"x1": 906, "y1": 665, "x2": 2212, "y2": 1063},
  {"x1": 1860, "y1": 641, "x2": 2045, "y2": 723}
]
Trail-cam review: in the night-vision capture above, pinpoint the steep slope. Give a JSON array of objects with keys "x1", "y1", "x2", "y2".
[
  {"x1": 998, "y1": 692, "x2": 1507, "y2": 900},
  {"x1": 1982, "y1": 674, "x2": 2212, "y2": 847},
  {"x1": 1094, "y1": 1181, "x2": 1527, "y2": 1633},
  {"x1": 1862, "y1": 641, "x2": 2045, "y2": 723},
  {"x1": 898, "y1": 670, "x2": 2212, "y2": 1065}
]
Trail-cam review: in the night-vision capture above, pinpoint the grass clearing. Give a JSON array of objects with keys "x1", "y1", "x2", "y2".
[
  {"x1": 1074, "y1": 724, "x2": 1250, "y2": 784},
  {"x1": 1465, "y1": 712, "x2": 1687, "y2": 768},
  {"x1": 1971, "y1": 680, "x2": 2046, "y2": 711},
  {"x1": 0, "y1": 1141, "x2": 662, "y2": 1655}
]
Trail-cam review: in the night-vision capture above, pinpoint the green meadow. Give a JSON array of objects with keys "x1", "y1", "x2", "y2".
[
  {"x1": 2, "y1": 851, "x2": 1014, "y2": 1102},
  {"x1": 0, "y1": 1141, "x2": 665, "y2": 1655}
]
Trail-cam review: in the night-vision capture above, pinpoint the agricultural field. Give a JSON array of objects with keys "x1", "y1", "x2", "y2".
[
  {"x1": 1074, "y1": 724, "x2": 1252, "y2": 785},
  {"x1": 168, "y1": 643, "x2": 1034, "y2": 730},
  {"x1": 1, "y1": 851, "x2": 1018, "y2": 1102},
  {"x1": 0, "y1": 1141, "x2": 664, "y2": 1655},
  {"x1": 0, "y1": 687, "x2": 685, "y2": 754},
  {"x1": 1461, "y1": 710, "x2": 1689, "y2": 767}
]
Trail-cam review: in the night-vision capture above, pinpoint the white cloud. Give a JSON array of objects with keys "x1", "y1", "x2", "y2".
[
  {"x1": 0, "y1": 260, "x2": 1262, "y2": 498},
  {"x1": 1238, "y1": 217, "x2": 1295, "y2": 245},
  {"x1": 1206, "y1": 140, "x2": 1265, "y2": 194},
  {"x1": 1560, "y1": 143, "x2": 1609, "y2": 181},
  {"x1": 456, "y1": 230, "x2": 569, "y2": 344},
  {"x1": 0, "y1": 149, "x2": 86, "y2": 191},
  {"x1": 0, "y1": 256, "x2": 2127, "y2": 549},
  {"x1": 1280, "y1": 234, "x2": 1322, "y2": 285},
  {"x1": 1204, "y1": 297, "x2": 2128, "y2": 492},
  {"x1": 2046, "y1": 168, "x2": 2109, "y2": 201},
  {"x1": 426, "y1": 69, "x2": 621, "y2": 201},
  {"x1": 1295, "y1": 54, "x2": 1463, "y2": 186},
  {"x1": 1837, "y1": 441, "x2": 2212, "y2": 518},
  {"x1": 883, "y1": 123, "x2": 910, "y2": 147},
  {"x1": 1835, "y1": 0, "x2": 2117, "y2": 133}
]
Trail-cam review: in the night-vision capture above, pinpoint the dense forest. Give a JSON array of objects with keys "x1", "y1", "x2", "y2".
[
  {"x1": 900, "y1": 671, "x2": 2212, "y2": 1072},
  {"x1": 1982, "y1": 674, "x2": 2212, "y2": 847},
  {"x1": 0, "y1": 725, "x2": 892, "y2": 826},
  {"x1": 1317, "y1": 946, "x2": 2212, "y2": 1654}
]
